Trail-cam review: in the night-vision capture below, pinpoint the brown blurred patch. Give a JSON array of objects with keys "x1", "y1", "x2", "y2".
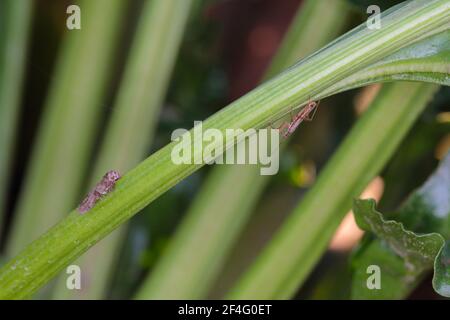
[
  {"x1": 329, "y1": 176, "x2": 384, "y2": 251},
  {"x1": 207, "y1": 0, "x2": 302, "y2": 100}
]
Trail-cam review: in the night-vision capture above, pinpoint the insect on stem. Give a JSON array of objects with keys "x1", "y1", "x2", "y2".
[
  {"x1": 273, "y1": 100, "x2": 320, "y2": 138},
  {"x1": 77, "y1": 170, "x2": 121, "y2": 214}
]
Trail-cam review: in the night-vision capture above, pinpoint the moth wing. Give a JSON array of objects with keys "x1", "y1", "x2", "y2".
[{"x1": 78, "y1": 192, "x2": 96, "y2": 213}]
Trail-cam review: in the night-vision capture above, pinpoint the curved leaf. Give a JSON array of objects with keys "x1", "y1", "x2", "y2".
[
  {"x1": 352, "y1": 152, "x2": 450, "y2": 298},
  {"x1": 354, "y1": 200, "x2": 443, "y2": 272},
  {"x1": 322, "y1": 30, "x2": 450, "y2": 97},
  {"x1": 353, "y1": 199, "x2": 445, "y2": 298},
  {"x1": 397, "y1": 150, "x2": 450, "y2": 237}
]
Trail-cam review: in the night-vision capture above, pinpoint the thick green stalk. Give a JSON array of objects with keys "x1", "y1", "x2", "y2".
[
  {"x1": 0, "y1": 0, "x2": 32, "y2": 239},
  {"x1": 6, "y1": 0, "x2": 125, "y2": 256},
  {"x1": 227, "y1": 82, "x2": 439, "y2": 299},
  {"x1": 135, "y1": 0, "x2": 351, "y2": 299},
  {"x1": 0, "y1": 0, "x2": 447, "y2": 299},
  {"x1": 52, "y1": 0, "x2": 194, "y2": 300}
]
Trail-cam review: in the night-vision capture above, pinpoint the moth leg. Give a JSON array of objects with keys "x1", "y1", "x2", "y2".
[
  {"x1": 277, "y1": 122, "x2": 290, "y2": 137},
  {"x1": 305, "y1": 100, "x2": 320, "y2": 121}
]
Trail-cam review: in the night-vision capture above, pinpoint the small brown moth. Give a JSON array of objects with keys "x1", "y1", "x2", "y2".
[
  {"x1": 276, "y1": 100, "x2": 319, "y2": 138},
  {"x1": 78, "y1": 170, "x2": 121, "y2": 214}
]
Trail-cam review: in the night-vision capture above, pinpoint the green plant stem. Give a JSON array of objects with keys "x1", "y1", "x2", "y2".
[
  {"x1": 227, "y1": 82, "x2": 439, "y2": 299},
  {"x1": 265, "y1": 0, "x2": 352, "y2": 79},
  {"x1": 6, "y1": 0, "x2": 125, "y2": 256},
  {"x1": 51, "y1": 0, "x2": 194, "y2": 300},
  {"x1": 0, "y1": 0, "x2": 447, "y2": 299},
  {"x1": 0, "y1": 0, "x2": 33, "y2": 240},
  {"x1": 135, "y1": 0, "x2": 351, "y2": 300}
]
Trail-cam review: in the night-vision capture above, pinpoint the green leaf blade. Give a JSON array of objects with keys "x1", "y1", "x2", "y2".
[{"x1": 322, "y1": 30, "x2": 450, "y2": 97}]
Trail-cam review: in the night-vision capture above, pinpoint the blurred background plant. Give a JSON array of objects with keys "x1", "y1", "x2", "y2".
[{"x1": 0, "y1": 0, "x2": 448, "y2": 299}]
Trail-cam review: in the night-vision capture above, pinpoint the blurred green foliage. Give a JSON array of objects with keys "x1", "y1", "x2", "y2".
[{"x1": 0, "y1": 0, "x2": 448, "y2": 299}]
